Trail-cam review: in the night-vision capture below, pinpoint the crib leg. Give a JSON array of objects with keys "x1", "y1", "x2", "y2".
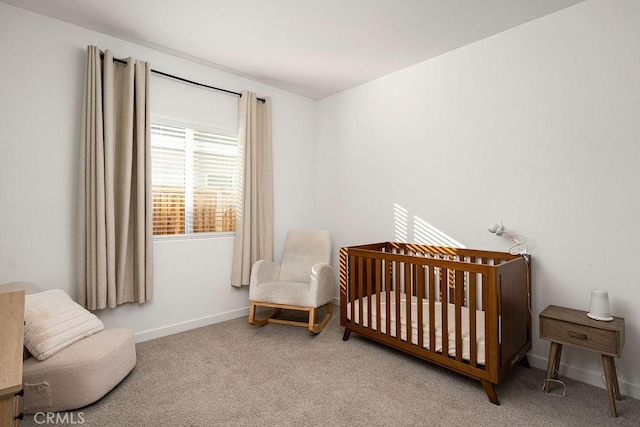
[
  {"x1": 520, "y1": 355, "x2": 531, "y2": 369},
  {"x1": 342, "y1": 328, "x2": 352, "y2": 341},
  {"x1": 481, "y1": 380, "x2": 500, "y2": 405}
]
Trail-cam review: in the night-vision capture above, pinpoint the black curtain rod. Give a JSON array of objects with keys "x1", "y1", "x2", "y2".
[{"x1": 100, "y1": 54, "x2": 265, "y2": 103}]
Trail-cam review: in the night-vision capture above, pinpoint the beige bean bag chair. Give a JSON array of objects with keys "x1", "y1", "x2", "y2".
[{"x1": 0, "y1": 281, "x2": 136, "y2": 414}]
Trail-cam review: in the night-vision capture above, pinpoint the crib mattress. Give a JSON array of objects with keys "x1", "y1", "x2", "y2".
[{"x1": 346, "y1": 291, "x2": 486, "y2": 364}]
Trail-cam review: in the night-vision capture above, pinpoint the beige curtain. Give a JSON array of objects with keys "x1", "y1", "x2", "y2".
[
  {"x1": 77, "y1": 46, "x2": 153, "y2": 310},
  {"x1": 231, "y1": 91, "x2": 273, "y2": 287}
]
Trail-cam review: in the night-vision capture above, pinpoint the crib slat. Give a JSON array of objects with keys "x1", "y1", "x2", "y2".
[
  {"x1": 358, "y1": 256, "x2": 364, "y2": 327},
  {"x1": 469, "y1": 260, "x2": 478, "y2": 368},
  {"x1": 366, "y1": 257, "x2": 372, "y2": 330},
  {"x1": 417, "y1": 265, "x2": 424, "y2": 349},
  {"x1": 405, "y1": 262, "x2": 412, "y2": 343},
  {"x1": 481, "y1": 259, "x2": 489, "y2": 313},
  {"x1": 455, "y1": 269, "x2": 464, "y2": 362},
  {"x1": 349, "y1": 254, "x2": 356, "y2": 326},
  {"x1": 375, "y1": 258, "x2": 381, "y2": 332},
  {"x1": 484, "y1": 271, "x2": 496, "y2": 377},
  {"x1": 448, "y1": 259, "x2": 456, "y2": 304},
  {"x1": 441, "y1": 268, "x2": 449, "y2": 358},
  {"x1": 395, "y1": 261, "x2": 401, "y2": 342},
  {"x1": 428, "y1": 265, "x2": 436, "y2": 352},
  {"x1": 340, "y1": 247, "x2": 347, "y2": 326},
  {"x1": 386, "y1": 258, "x2": 392, "y2": 336}
]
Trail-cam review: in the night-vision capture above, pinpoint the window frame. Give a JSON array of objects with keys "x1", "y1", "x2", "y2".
[{"x1": 150, "y1": 116, "x2": 239, "y2": 241}]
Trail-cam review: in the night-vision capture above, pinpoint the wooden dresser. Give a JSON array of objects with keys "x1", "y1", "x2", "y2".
[{"x1": 0, "y1": 291, "x2": 25, "y2": 427}]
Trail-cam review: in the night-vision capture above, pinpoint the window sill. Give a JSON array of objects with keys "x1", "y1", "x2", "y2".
[{"x1": 153, "y1": 231, "x2": 235, "y2": 242}]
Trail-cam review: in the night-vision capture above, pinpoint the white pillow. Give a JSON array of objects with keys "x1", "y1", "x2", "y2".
[{"x1": 24, "y1": 289, "x2": 104, "y2": 361}]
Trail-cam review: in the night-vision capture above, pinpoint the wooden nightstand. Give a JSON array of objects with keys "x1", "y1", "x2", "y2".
[{"x1": 539, "y1": 305, "x2": 625, "y2": 417}]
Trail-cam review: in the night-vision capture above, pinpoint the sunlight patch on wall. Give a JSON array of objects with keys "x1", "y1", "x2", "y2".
[
  {"x1": 394, "y1": 203, "x2": 408, "y2": 242},
  {"x1": 394, "y1": 203, "x2": 465, "y2": 248},
  {"x1": 414, "y1": 215, "x2": 465, "y2": 248}
]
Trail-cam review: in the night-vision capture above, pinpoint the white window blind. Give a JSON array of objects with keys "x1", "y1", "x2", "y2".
[{"x1": 151, "y1": 122, "x2": 239, "y2": 236}]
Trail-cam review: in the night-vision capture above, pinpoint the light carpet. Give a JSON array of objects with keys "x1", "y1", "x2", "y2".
[{"x1": 20, "y1": 311, "x2": 640, "y2": 426}]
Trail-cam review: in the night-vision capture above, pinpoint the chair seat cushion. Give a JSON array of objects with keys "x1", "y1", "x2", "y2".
[
  {"x1": 22, "y1": 328, "x2": 136, "y2": 414},
  {"x1": 251, "y1": 281, "x2": 310, "y2": 307}
]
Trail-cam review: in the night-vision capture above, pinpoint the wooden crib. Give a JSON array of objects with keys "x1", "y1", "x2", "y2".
[{"x1": 340, "y1": 242, "x2": 531, "y2": 404}]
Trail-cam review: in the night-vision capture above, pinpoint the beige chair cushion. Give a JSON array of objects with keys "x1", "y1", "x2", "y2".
[
  {"x1": 250, "y1": 281, "x2": 311, "y2": 307},
  {"x1": 278, "y1": 230, "x2": 331, "y2": 282}
]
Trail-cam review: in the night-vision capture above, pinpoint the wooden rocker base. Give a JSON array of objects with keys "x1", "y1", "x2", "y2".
[{"x1": 249, "y1": 301, "x2": 333, "y2": 334}]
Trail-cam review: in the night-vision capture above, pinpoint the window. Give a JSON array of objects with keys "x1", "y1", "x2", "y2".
[{"x1": 151, "y1": 120, "x2": 239, "y2": 236}]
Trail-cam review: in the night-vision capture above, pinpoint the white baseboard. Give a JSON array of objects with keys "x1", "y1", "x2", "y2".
[
  {"x1": 133, "y1": 307, "x2": 249, "y2": 343},
  {"x1": 527, "y1": 353, "x2": 640, "y2": 401},
  {"x1": 135, "y1": 299, "x2": 341, "y2": 344}
]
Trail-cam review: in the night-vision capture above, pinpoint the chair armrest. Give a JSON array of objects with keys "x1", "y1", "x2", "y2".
[
  {"x1": 309, "y1": 263, "x2": 336, "y2": 307},
  {"x1": 249, "y1": 260, "x2": 280, "y2": 301}
]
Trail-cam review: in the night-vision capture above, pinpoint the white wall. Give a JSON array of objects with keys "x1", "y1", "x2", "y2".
[
  {"x1": 0, "y1": 3, "x2": 318, "y2": 341},
  {"x1": 316, "y1": 0, "x2": 640, "y2": 398},
  {"x1": 2, "y1": 0, "x2": 639, "y2": 401}
]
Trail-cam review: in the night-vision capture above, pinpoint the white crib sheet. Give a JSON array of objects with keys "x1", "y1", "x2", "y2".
[{"x1": 346, "y1": 291, "x2": 486, "y2": 364}]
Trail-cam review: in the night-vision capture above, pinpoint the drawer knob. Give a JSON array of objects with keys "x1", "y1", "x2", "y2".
[{"x1": 567, "y1": 331, "x2": 587, "y2": 340}]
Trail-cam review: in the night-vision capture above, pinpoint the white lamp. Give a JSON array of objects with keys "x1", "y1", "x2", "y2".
[{"x1": 587, "y1": 289, "x2": 613, "y2": 321}]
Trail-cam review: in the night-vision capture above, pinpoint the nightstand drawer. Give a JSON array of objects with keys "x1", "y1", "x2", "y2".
[{"x1": 540, "y1": 316, "x2": 619, "y2": 355}]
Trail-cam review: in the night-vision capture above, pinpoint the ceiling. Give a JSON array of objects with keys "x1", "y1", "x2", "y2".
[{"x1": 2, "y1": 0, "x2": 585, "y2": 99}]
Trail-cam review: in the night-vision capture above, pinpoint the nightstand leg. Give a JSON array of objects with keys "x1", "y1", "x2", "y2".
[
  {"x1": 606, "y1": 356, "x2": 621, "y2": 400},
  {"x1": 602, "y1": 355, "x2": 618, "y2": 417},
  {"x1": 554, "y1": 344, "x2": 562, "y2": 377},
  {"x1": 544, "y1": 342, "x2": 561, "y2": 392}
]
